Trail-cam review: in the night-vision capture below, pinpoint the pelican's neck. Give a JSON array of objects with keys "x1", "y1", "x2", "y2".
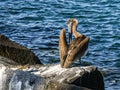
[{"x1": 72, "y1": 23, "x2": 80, "y2": 38}]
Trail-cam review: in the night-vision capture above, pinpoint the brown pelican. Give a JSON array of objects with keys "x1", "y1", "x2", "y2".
[{"x1": 59, "y1": 18, "x2": 90, "y2": 68}]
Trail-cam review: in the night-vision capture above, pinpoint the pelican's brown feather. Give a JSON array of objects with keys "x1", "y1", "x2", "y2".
[
  {"x1": 63, "y1": 36, "x2": 89, "y2": 68},
  {"x1": 59, "y1": 29, "x2": 68, "y2": 67}
]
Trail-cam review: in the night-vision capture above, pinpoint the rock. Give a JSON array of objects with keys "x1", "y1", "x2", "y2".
[
  {"x1": 0, "y1": 64, "x2": 104, "y2": 90},
  {"x1": 36, "y1": 64, "x2": 105, "y2": 90},
  {"x1": 0, "y1": 64, "x2": 45, "y2": 90},
  {"x1": 0, "y1": 34, "x2": 42, "y2": 65},
  {"x1": 46, "y1": 80, "x2": 91, "y2": 90},
  {"x1": 0, "y1": 55, "x2": 18, "y2": 66},
  {"x1": 0, "y1": 64, "x2": 91, "y2": 90}
]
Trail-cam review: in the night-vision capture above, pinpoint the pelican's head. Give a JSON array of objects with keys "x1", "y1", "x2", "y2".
[{"x1": 67, "y1": 18, "x2": 78, "y2": 44}]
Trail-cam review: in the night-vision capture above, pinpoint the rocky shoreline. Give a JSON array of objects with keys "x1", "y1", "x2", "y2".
[{"x1": 0, "y1": 34, "x2": 104, "y2": 90}]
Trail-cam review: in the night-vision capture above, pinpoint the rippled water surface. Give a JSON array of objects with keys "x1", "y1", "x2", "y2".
[{"x1": 0, "y1": 0, "x2": 120, "y2": 89}]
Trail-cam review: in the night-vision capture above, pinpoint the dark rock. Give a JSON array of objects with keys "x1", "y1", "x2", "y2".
[
  {"x1": 0, "y1": 55, "x2": 18, "y2": 66},
  {"x1": 71, "y1": 67, "x2": 105, "y2": 90},
  {"x1": 0, "y1": 34, "x2": 42, "y2": 65}
]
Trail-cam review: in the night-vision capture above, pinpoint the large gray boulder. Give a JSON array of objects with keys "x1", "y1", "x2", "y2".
[
  {"x1": 0, "y1": 34, "x2": 42, "y2": 65},
  {"x1": 0, "y1": 60, "x2": 104, "y2": 90},
  {"x1": 0, "y1": 64, "x2": 91, "y2": 90}
]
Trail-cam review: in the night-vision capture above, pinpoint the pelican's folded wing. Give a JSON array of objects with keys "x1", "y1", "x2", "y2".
[
  {"x1": 59, "y1": 29, "x2": 68, "y2": 67},
  {"x1": 63, "y1": 37, "x2": 89, "y2": 68}
]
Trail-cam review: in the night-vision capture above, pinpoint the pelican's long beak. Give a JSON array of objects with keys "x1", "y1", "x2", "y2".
[
  {"x1": 68, "y1": 22, "x2": 72, "y2": 44},
  {"x1": 69, "y1": 32, "x2": 72, "y2": 44}
]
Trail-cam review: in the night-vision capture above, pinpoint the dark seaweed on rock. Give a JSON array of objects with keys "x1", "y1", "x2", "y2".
[{"x1": 0, "y1": 34, "x2": 42, "y2": 65}]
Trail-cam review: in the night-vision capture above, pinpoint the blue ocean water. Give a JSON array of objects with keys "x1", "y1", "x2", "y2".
[{"x1": 0, "y1": 0, "x2": 120, "y2": 89}]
